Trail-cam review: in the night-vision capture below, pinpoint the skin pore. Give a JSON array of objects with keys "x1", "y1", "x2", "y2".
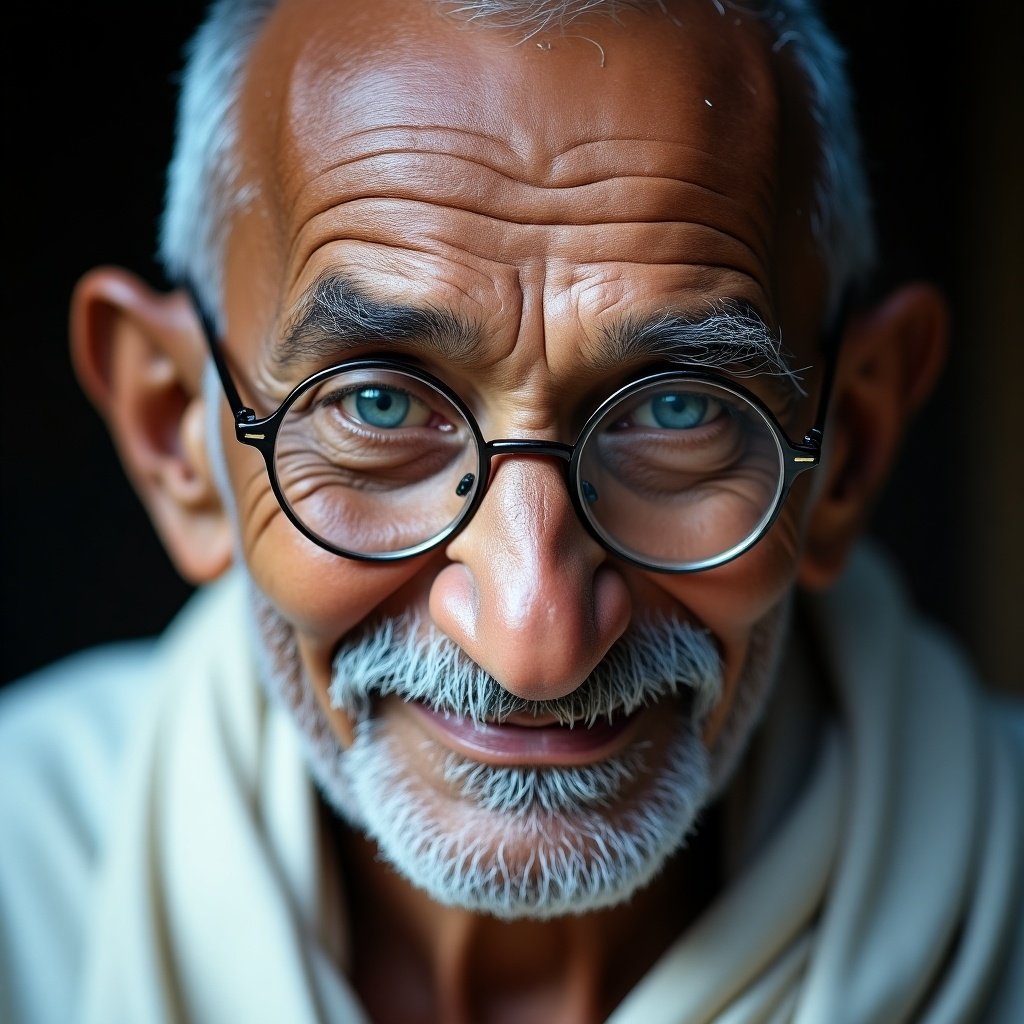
[{"x1": 198, "y1": 1, "x2": 832, "y2": 1020}]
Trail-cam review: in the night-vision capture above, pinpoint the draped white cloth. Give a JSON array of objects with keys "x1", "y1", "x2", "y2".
[
  {"x1": 610, "y1": 555, "x2": 1024, "y2": 1024},
  {"x1": 1, "y1": 544, "x2": 1021, "y2": 1023}
]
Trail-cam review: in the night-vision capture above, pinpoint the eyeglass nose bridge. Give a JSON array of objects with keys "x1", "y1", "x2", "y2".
[
  {"x1": 456, "y1": 436, "x2": 592, "y2": 544},
  {"x1": 462, "y1": 437, "x2": 578, "y2": 499},
  {"x1": 475, "y1": 438, "x2": 576, "y2": 491},
  {"x1": 484, "y1": 438, "x2": 575, "y2": 462}
]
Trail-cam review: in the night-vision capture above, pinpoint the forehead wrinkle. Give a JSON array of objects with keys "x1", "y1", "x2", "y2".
[
  {"x1": 285, "y1": 197, "x2": 773, "y2": 307},
  {"x1": 288, "y1": 148, "x2": 771, "y2": 230},
  {"x1": 284, "y1": 131, "x2": 524, "y2": 204},
  {"x1": 297, "y1": 163, "x2": 763, "y2": 226},
  {"x1": 290, "y1": 123, "x2": 767, "y2": 195},
  {"x1": 544, "y1": 140, "x2": 770, "y2": 195},
  {"x1": 288, "y1": 201, "x2": 768, "y2": 284},
  {"x1": 303, "y1": 152, "x2": 748, "y2": 200}
]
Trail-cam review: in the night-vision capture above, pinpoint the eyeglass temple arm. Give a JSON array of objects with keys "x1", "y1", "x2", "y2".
[
  {"x1": 185, "y1": 282, "x2": 256, "y2": 425},
  {"x1": 800, "y1": 290, "x2": 851, "y2": 451}
]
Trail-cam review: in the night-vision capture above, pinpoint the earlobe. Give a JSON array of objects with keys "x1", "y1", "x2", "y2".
[
  {"x1": 797, "y1": 283, "x2": 949, "y2": 590},
  {"x1": 70, "y1": 266, "x2": 234, "y2": 585}
]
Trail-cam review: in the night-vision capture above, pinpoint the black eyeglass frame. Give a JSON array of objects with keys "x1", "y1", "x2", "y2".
[{"x1": 191, "y1": 286, "x2": 841, "y2": 573}]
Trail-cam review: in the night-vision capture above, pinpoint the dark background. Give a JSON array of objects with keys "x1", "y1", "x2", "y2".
[{"x1": 2, "y1": 3, "x2": 1021, "y2": 691}]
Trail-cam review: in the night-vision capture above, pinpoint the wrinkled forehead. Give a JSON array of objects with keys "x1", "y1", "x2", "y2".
[
  {"x1": 238, "y1": 0, "x2": 785, "y2": 227},
  {"x1": 225, "y1": 0, "x2": 827, "y2": 360}
]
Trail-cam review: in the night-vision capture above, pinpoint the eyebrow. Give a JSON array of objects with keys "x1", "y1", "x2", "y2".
[
  {"x1": 597, "y1": 300, "x2": 806, "y2": 398},
  {"x1": 274, "y1": 274, "x2": 482, "y2": 371},
  {"x1": 275, "y1": 275, "x2": 804, "y2": 398}
]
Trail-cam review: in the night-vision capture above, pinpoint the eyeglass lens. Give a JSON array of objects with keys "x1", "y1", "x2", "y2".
[
  {"x1": 574, "y1": 378, "x2": 784, "y2": 570},
  {"x1": 272, "y1": 367, "x2": 785, "y2": 569}
]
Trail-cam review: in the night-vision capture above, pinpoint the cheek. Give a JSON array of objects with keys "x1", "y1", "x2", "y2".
[
  {"x1": 227, "y1": 442, "x2": 422, "y2": 631},
  {"x1": 248, "y1": 519, "x2": 410, "y2": 636},
  {"x1": 647, "y1": 503, "x2": 804, "y2": 744},
  {"x1": 247, "y1": 509, "x2": 443, "y2": 747},
  {"x1": 234, "y1": 461, "x2": 436, "y2": 680}
]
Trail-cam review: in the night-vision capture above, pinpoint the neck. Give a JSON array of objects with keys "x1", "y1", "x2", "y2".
[{"x1": 331, "y1": 807, "x2": 721, "y2": 1024}]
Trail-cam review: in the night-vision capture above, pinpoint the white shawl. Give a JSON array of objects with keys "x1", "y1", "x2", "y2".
[
  {"x1": 610, "y1": 552, "x2": 1024, "y2": 1023},
  {"x1": 41, "y1": 547, "x2": 1024, "y2": 1021}
]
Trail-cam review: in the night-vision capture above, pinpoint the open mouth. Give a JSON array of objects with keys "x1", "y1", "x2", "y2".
[{"x1": 404, "y1": 699, "x2": 651, "y2": 766}]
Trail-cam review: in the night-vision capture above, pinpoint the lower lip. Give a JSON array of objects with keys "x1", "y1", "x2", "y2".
[{"x1": 405, "y1": 701, "x2": 647, "y2": 766}]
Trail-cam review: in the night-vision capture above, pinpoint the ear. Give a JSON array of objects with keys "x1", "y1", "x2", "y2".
[
  {"x1": 797, "y1": 283, "x2": 949, "y2": 590},
  {"x1": 70, "y1": 266, "x2": 234, "y2": 585}
]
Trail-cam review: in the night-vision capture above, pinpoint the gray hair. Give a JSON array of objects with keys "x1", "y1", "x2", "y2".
[{"x1": 159, "y1": 0, "x2": 875, "y2": 328}]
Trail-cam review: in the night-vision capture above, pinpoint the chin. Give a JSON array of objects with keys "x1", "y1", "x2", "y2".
[{"x1": 332, "y1": 710, "x2": 710, "y2": 920}]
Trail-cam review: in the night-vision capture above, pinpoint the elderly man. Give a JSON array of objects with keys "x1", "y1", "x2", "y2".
[{"x1": 1, "y1": 0, "x2": 1021, "y2": 1021}]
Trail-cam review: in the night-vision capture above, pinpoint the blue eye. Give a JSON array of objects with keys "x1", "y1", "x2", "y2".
[
  {"x1": 633, "y1": 391, "x2": 721, "y2": 429},
  {"x1": 341, "y1": 386, "x2": 436, "y2": 429},
  {"x1": 354, "y1": 388, "x2": 409, "y2": 428}
]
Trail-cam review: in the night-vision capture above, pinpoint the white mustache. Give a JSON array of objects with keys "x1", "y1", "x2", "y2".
[{"x1": 329, "y1": 612, "x2": 722, "y2": 728}]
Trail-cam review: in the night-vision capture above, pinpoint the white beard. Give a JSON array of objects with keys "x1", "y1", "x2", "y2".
[
  {"x1": 247, "y1": 585, "x2": 790, "y2": 920},
  {"x1": 339, "y1": 713, "x2": 709, "y2": 919}
]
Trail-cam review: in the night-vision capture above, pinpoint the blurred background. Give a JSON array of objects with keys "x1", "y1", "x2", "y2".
[{"x1": 2, "y1": 2, "x2": 1021, "y2": 692}]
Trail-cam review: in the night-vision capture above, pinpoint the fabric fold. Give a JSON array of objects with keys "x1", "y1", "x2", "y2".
[
  {"x1": 611, "y1": 546, "x2": 1023, "y2": 1024},
  {"x1": 797, "y1": 559, "x2": 982, "y2": 1023},
  {"x1": 78, "y1": 572, "x2": 367, "y2": 1024}
]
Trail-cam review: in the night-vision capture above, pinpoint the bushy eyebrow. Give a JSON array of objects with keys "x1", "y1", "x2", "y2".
[
  {"x1": 274, "y1": 275, "x2": 804, "y2": 398},
  {"x1": 273, "y1": 274, "x2": 482, "y2": 371},
  {"x1": 597, "y1": 300, "x2": 806, "y2": 397}
]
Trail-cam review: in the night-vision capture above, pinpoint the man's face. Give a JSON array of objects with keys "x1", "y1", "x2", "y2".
[{"x1": 214, "y1": 0, "x2": 826, "y2": 914}]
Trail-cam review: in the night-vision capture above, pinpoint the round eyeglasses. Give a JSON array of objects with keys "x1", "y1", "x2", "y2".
[{"x1": 194, "y1": 296, "x2": 836, "y2": 573}]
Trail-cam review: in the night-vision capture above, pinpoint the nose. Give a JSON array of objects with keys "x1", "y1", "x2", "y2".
[{"x1": 429, "y1": 455, "x2": 632, "y2": 702}]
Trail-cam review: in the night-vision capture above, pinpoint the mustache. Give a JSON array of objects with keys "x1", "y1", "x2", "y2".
[{"x1": 329, "y1": 612, "x2": 722, "y2": 728}]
